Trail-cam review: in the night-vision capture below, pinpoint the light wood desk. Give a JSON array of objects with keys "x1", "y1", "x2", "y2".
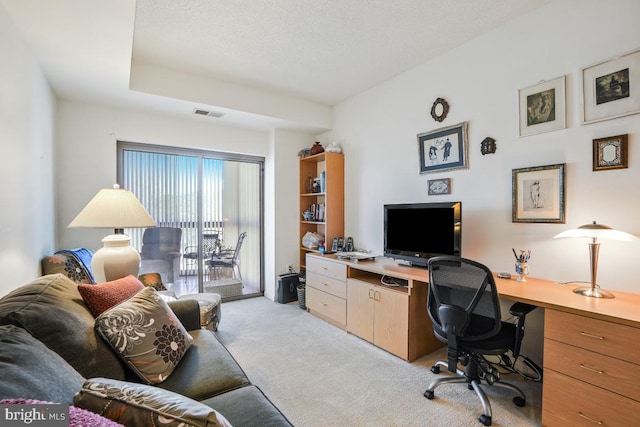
[{"x1": 306, "y1": 253, "x2": 640, "y2": 426}]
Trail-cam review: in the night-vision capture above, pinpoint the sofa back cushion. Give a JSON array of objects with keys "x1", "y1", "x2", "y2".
[
  {"x1": 0, "y1": 274, "x2": 126, "y2": 380},
  {"x1": 0, "y1": 325, "x2": 85, "y2": 405}
]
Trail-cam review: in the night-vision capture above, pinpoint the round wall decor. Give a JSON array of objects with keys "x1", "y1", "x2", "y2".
[{"x1": 430, "y1": 97, "x2": 449, "y2": 122}]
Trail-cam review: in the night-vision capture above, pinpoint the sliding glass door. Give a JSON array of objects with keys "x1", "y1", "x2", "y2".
[{"x1": 117, "y1": 142, "x2": 263, "y2": 298}]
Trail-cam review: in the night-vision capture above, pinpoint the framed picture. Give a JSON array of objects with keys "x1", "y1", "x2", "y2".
[
  {"x1": 582, "y1": 48, "x2": 640, "y2": 124},
  {"x1": 593, "y1": 134, "x2": 628, "y2": 171},
  {"x1": 518, "y1": 75, "x2": 566, "y2": 137},
  {"x1": 512, "y1": 163, "x2": 566, "y2": 223},
  {"x1": 418, "y1": 122, "x2": 468, "y2": 174},
  {"x1": 427, "y1": 178, "x2": 451, "y2": 195}
]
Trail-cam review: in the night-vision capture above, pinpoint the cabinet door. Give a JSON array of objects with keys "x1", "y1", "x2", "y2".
[
  {"x1": 374, "y1": 287, "x2": 409, "y2": 359},
  {"x1": 346, "y1": 280, "x2": 374, "y2": 343}
]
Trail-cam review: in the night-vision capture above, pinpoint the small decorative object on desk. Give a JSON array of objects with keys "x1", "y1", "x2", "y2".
[
  {"x1": 513, "y1": 248, "x2": 531, "y2": 282},
  {"x1": 310, "y1": 141, "x2": 324, "y2": 155}
]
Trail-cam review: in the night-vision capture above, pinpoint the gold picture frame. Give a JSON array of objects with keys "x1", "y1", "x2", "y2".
[{"x1": 593, "y1": 134, "x2": 628, "y2": 171}]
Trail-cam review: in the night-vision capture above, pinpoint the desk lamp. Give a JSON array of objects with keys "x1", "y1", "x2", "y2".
[
  {"x1": 69, "y1": 184, "x2": 156, "y2": 282},
  {"x1": 554, "y1": 221, "x2": 637, "y2": 298}
]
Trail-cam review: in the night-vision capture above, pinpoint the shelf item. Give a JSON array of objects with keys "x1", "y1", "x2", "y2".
[{"x1": 299, "y1": 152, "x2": 344, "y2": 268}]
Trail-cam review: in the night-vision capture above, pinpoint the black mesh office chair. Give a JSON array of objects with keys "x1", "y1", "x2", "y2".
[{"x1": 424, "y1": 256, "x2": 536, "y2": 426}]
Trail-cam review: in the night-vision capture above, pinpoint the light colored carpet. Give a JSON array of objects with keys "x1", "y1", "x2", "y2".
[{"x1": 215, "y1": 297, "x2": 541, "y2": 427}]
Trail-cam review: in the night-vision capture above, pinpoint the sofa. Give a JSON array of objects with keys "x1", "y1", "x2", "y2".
[{"x1": 0, "y1": 273, "x2": 292, "y2": 426}]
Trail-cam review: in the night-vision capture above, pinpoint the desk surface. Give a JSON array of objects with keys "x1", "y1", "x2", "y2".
[{"x1": 313, "y1": 254, "x2": 640, "y2": 328}]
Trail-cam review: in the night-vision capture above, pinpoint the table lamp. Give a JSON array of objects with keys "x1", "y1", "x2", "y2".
[
  {"x1": 554, "y1": 221, "x2": 637, "y2": 298},
  {"x1": 69, "y1": 184, "x2": 156, "y2": 283}
]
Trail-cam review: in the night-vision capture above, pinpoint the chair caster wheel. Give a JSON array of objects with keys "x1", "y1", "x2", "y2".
[
  {"x1": 478, "y1": 414, "x2": 492, "y2": 426},
  {"x1": 431, "y1": 365, "x2": 440, "y2": 374},
  {"x1": 513, "y1": 396, "x2": 526, "y2": 407},
  {"x1": 424, "y1": 390, "x2": 434, "y2": 400}
]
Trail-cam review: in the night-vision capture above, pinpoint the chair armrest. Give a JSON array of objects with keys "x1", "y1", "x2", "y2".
[
  {"x1": 167, "y1": 251, "x2": 182, "y2": 259},
  {"x1": 167, "y1": 299, "x2": 201, "y2": 331}
]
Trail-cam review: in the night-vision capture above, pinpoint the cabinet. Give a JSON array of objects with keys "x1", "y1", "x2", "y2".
[
  {"x1": 542, "y1": 309, "x2": 640, "y2": 425},
  {"x1": 305, "y1": 255, "x2": 347, "y2": 329},
  {"x1": 299, "y1": 152, "x2": 344, "y2": 269},
  {"x1": 347, "y1": 278, "x2": 408, "y2": 359}
]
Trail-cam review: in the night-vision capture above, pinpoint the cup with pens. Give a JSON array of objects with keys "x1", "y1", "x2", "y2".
[{"x1": 513, "y1": 249, "x2": 530, "y2": 282}]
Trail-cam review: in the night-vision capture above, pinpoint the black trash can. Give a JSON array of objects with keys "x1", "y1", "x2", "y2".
[{"x1": 277, "y1": 273, "x2": 300, "y2": 304}]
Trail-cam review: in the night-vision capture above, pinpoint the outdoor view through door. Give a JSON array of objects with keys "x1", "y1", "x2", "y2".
[{"x1": 117, "y1": 142, "x2": 264, "y2": 298}]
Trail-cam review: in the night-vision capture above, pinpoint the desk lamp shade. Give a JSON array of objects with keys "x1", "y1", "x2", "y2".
[
  {"x1": 554, "y1": 221, "x2": 637, "y2": 298},
  {"x1": 69, "y1": 185, "x2": 156, "y2": 283}
]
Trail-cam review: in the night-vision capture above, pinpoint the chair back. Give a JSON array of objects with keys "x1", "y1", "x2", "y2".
[
  {"x1": 231, "y1": 232, "x2": 247, "y2": 261},
  {"x1": 140, "y1": 227, "x2": 182, "y2": 260},
  {"x1": 427, "y1": 256, "x2": 502, "y2": 344}
]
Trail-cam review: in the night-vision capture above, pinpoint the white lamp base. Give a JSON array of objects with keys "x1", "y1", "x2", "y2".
[{"x1": 91, "y1": 234, "x2": 141, "y2": 283}]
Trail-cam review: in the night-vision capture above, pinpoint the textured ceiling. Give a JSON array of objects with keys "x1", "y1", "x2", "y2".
[{"x1": 133, "y1": 0, "x2": 551, "y2": 105}]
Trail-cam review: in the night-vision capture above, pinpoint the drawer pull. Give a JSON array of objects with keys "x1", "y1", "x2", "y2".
[
  {"x1": 579, "y1": 364, "x2": 603, "y2": 374},
  {"x1": 580, "y1": 332, "x2": 604, "y2": 340},
  {"x1": 578, "y1": 412, "x2": 603, "y2": 425},
  {"x1": 321, "y1": 302, "x2": 328, "y2": 306},
  {"x1": 322, "y1": 282, "x2": 329, "y2": 286}
]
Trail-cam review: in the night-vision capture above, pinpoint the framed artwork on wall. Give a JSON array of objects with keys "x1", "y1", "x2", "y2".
[
  {"x1": 582, "y1": 48, "x2": 640, "y2": 124},
  {"x1": 418, "y1": 122, "x2": 468, "y2": 174},
  {"x1": 427, "y1": 178, "x2": 451, "y2": 195},
  {"x1": 518, "y1": 75, "x2": 566, "y2": 137},
  {"x1": 593, "y1": 134, "x2": 628, "y2": 171},
  {"x1": 512, "y1": 163, "x2": 566, "y2": 223}
]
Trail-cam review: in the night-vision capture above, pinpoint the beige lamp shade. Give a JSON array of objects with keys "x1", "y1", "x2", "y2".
[{"x1": 69, "y1": 185, "x2": 156, "y2": 283}]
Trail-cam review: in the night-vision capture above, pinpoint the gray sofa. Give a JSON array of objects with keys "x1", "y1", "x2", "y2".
[{"x1": 0, "y1": 274, "x2": 292, "y2": 426}]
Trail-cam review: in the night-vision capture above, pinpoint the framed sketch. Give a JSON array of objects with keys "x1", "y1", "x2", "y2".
[
  {"x1": 518, "y1": 75, "x2": 566, "y2": 137},
  {"x1": 593, "y1": 134, "x2": 628, "y2": 171},
  {"x1": 428, "y1": 178, "x2": 451, "y2": 195},
  {"x1": 582, "y1": 48, "x2": 640, "y2": 124},
  {"x1": 512, "y1": 163, "x2": 566, "y2": 223},
  {"x1": 418, "y1": 122, "x2": 468, "y2": 174}
]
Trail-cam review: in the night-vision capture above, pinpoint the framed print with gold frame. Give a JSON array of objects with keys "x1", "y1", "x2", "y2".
[
  {"x1": 512, "y1": 163, "x2": 566, "y2": 223},
  {"x1": 593, "y1": 134, "x2": 628, "y2": 171}
]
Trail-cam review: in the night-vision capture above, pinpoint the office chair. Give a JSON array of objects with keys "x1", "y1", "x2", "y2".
[{"x1": 424, "y1": 256, "x2": 536, "y2": 426}]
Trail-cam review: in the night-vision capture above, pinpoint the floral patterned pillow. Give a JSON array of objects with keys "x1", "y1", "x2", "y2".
[
  {"x1": 74, "y1": 378, "x2": 232, "y2": 427},
  {"x1": 95, "y1": 287, "x2": 193, "y2": 384}
]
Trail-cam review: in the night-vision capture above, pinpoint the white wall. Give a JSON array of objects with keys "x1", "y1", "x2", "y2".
[
  {"x1": 320, "y1": 0, "x2": 640, "y2": 294},
  {"x1": 0, "y1": 4, "x2": 56, "y2": 296}
]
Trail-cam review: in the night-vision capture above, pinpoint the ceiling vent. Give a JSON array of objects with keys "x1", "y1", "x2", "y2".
[{"x1": 193, "y1": 108, "x2": 225, "y2": 118}]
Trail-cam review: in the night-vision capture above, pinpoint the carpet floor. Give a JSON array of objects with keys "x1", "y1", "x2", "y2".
[{"x1": 215, "y1": 297, "x2": 542, "y2": 427}]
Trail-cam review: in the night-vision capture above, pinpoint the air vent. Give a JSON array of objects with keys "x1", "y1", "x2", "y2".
[{"x1": 193, "y1": 108, "x2": 225, "y2": 118}]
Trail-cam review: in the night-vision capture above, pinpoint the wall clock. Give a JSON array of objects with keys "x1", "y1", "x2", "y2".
[{"x1": 430, "y1": 98, "x2": 449, "y2": 122}]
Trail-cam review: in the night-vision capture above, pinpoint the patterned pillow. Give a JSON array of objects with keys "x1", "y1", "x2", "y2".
[
  {"x1": 74, "y1": 378, "x2": 231, "y2": 427},
  {"x1": 41, "y1": 253, "x2": 94, "y2": 284},
  {"x1": 95, "y1": 287, "x2": 193, "y2": 384},
  {"x1": 0, "y1": 399, "x2": 123, "y2": 427},
  {"x1": 137, "y1": 272, "x2": 167, "y2": 291},
  {"x1": 78, "y1": 275, "x2": 144, "y2": 316}
]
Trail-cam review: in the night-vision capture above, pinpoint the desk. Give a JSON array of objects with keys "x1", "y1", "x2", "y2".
[{"x1": 306, "y1": 253, "x2": 640, "y2": 426}]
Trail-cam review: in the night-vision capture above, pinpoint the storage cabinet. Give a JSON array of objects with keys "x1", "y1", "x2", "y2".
[
  {"x1": 542, "y1": 309, "x2": 640, "y2": 425},
  {"x1": 347, "y1": 278, "x2": 408, "y2": 359},
  {"x1": 305, "y1": 255, "x2": 347, "y2": 328},
  {"x1": 299, "y1": 152, "x2": 344, "y2": 269}
]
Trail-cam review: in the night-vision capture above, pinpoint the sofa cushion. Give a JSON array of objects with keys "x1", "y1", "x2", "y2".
[
  {"x1": 200, "y1": 385, "x2": 293, "y2": 427},
  {"x1": 0, "y1": 399, "x2": 123, "y2": 427},
  {"x1": 0, "y1": 274, "x2": 126, "y2": 380},
  {"x1": 155, "y1": 329, "x2": 250, "y2": 401},
  {"x1": 74, "y1": 377, "x2": 231, "y2": 427},
  {"x1": 96, "y1": 287, "x2": 192, "y2": 384},
  {"x1": 0, "y1": 325, "x2": 85, "y2": 405},
  {"x1": 78, "y1": 275, "x2": 144, "y2": 316}
]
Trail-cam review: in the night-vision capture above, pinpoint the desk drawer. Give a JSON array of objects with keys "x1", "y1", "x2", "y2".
[
  {"x1": 545, "y1": 309, "x2": 640, "y2": 365},
  {"x1": 306, "y1": 286, "x2": 346, "y2": 326},
  {"x1": 307, "y1": 271, "x2": 347, "y2": 299},
  {"x1": 306, "y1": 256, "x2": 347, "y2": 281},
  {"x1": 544, "y1": 339, "x2": 640, "y2": 402},
  {"x1": 542, "y1": 370, "x2": 640, "y2": 426}
]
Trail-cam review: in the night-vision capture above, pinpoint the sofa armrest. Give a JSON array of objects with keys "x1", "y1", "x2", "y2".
[{"x1": 167, "y1": 299, "x2": 201, "y2": 331}]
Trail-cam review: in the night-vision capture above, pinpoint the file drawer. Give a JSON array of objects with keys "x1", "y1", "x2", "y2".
[
  {"x1": 306, "y1": 286, "x2": 346, "y2": 326},
  {"x1": 306, "y1": 271, "x2": 347, "y2": 299},
  {"x1": 306, "y1": 256, "x2": 347, "y2": 281}
]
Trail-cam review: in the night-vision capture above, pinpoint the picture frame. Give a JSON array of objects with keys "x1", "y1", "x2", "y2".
[
  {"x1": 581, "y1": 48, "x2": 640, "y2": 124},
  {"x1": 518, "y1": 75, "x2": 566, "y2": 137},
  {"x1": 427, "y1": 178, "x2": 451, "y2": 195},
  {"x1": 512, "y1": 163, "x2": 566, "y2": 223},
  {"x1": 593, "y1": 134, "x2": 628, "y2": 171},
  {"x1": 418, "y1": 122, "x2": 468, "y2": 174}
]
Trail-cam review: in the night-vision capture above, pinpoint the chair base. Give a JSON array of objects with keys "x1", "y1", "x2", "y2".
[{"x1": 424, "y1": 359, "x2": 526, "y2": 426}]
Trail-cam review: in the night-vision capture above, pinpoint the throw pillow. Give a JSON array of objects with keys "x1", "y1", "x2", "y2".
[
  {"x1": 137, "y1": 272, "x2": 167, "y2": 291},
  {"x1": 74, "y1": 378, "x2": 232, "y2": 427},
  {"x1": 78, "y1": 275, "x2": 144, "y2": 316},
  {"x1": 0, "y1": 399, "x2": 123, "y2": 427},
  {"x1": 95, "y1": 287, "x2": 193, "y2": 384}
]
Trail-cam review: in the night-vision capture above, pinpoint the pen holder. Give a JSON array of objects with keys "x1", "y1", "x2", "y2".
[{"x1": 515, "y1": 262, "x2": 529, "y2": 282}]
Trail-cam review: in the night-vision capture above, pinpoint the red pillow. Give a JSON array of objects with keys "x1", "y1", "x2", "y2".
[{"x1": 78, "y1": 275, "x2": 144, "y2": 316}]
